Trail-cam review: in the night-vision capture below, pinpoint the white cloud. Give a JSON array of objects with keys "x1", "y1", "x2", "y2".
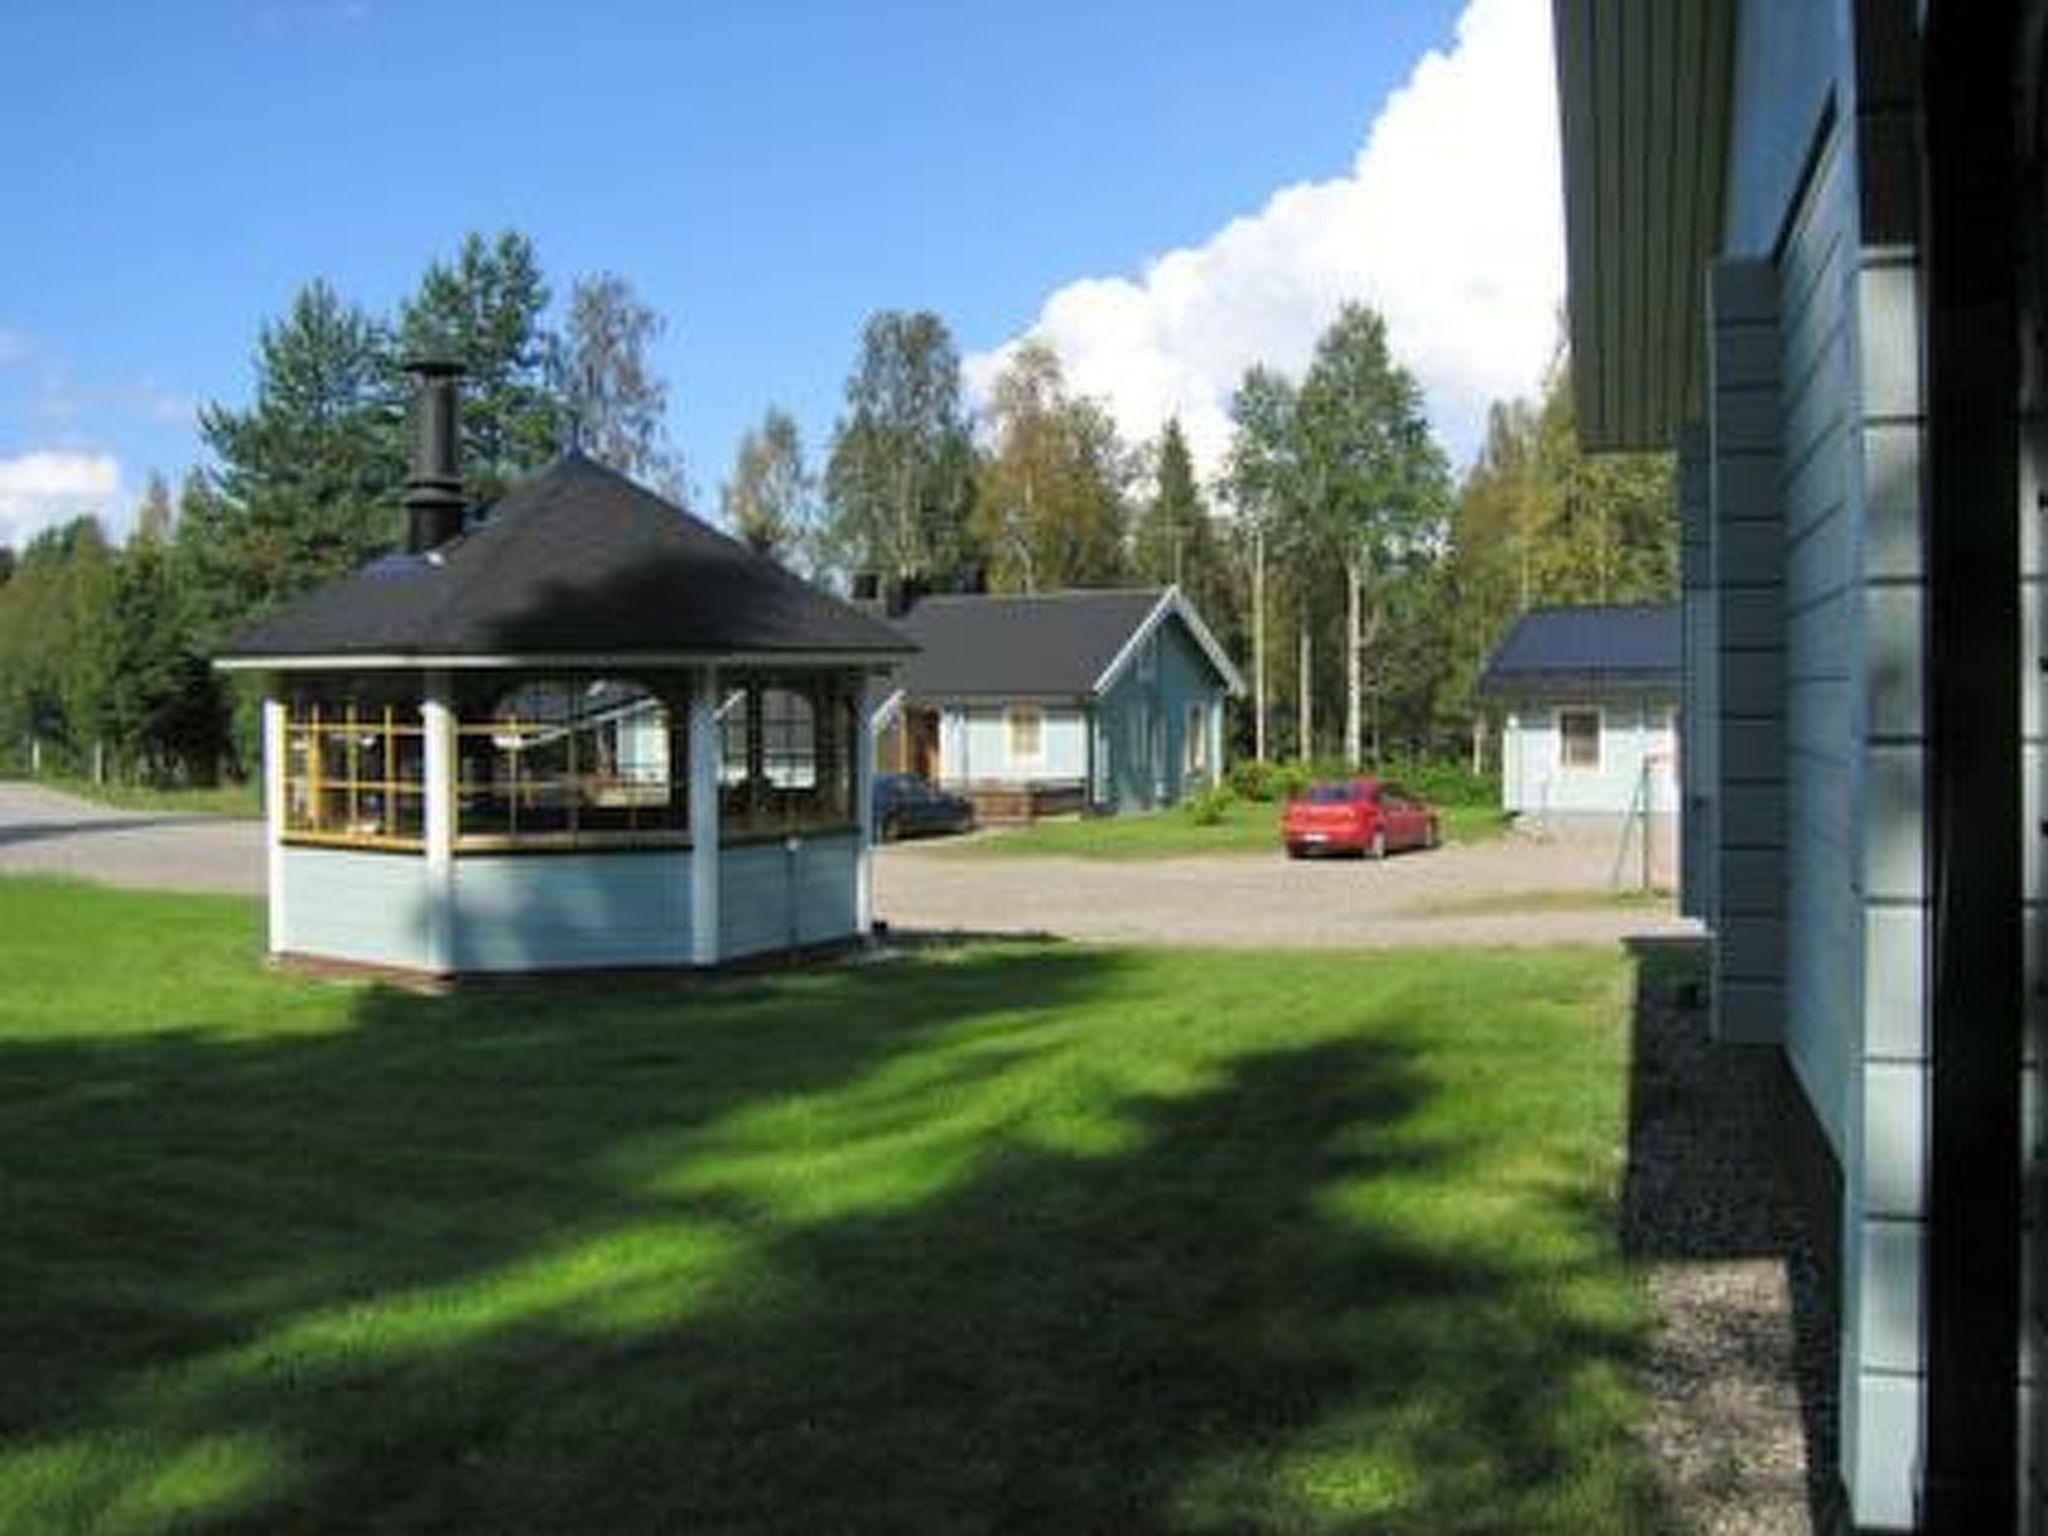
[
  {"x1": 0, "y1": 331, "x2": 28, "y2": 365},
  {"x1": 964, "y1": 0, "x2": 1562, "y2": 488},
  {"x1": 0, "y1": 451, "x2": 123, "y2": 549}
]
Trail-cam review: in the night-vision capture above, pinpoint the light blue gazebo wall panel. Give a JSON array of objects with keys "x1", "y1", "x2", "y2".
[
  {"x1": 450, "y1": 852, "x2": 691, "y2": 972},
  {"x1": 718, "y1": 832, "x2": 860, "y2": 961},
  {"x1": 279, "y1": 847, "x2": 430, "y2": 969}
]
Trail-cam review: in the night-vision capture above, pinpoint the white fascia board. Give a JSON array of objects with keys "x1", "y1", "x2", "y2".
[
  {"x1": 216, "y1": 650, "x2": 912, "y2": 674},
  {"x1": 1090, "y1": 586, "x2": 1247, "y2": 698}
]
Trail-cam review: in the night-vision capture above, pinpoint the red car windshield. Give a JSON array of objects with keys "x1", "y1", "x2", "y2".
[{"x1": 1305, "y1": 782, "x2": 1376, "y2": 805}]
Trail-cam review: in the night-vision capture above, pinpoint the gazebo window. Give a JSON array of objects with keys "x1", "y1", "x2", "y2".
[
  {"x1": 719, "y1": 673, "x2": 857, "y2": 838},
  {"x1": 283, "y1": 689, "x2": 426, "y2": 850},
  {"x1": 456, "y1": 676, "x2": 686, "y2": 849}
]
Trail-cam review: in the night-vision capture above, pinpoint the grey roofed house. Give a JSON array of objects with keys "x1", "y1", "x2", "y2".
[
  {"x1": 877, "y1": 587, "x2": 1243, "y2": 820},
  {"x1": 1476, "y1": 602, "x2": 1679, "y2": 698},
  {"x1": 1477, "y1": 603, "x2": 1681, "y2": 835},
  {"x1": 218, "y1": 366, "x2": 913, "y2": 979}
]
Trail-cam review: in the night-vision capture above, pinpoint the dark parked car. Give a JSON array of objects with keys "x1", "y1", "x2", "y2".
[
  {"x1": 873, "y1": 773, "x2": 975, "y2": 841},
  {"x1": 1280, "y1": 776, "x2": 1440, "y2": 860}
]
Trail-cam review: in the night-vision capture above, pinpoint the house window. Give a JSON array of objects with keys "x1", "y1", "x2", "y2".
[
  {"x1": 1006, "y1": 706, "x2": 1043, "y2": 764},
  {"x1": 1185, "y1": 702, "x2": 1208, "y2": 779},
  {"x1": 283, "y1": 687, "x2": 425, "y2": 850},
  {"x1": 455, "y1": 676, "x2": 685, "y2": 849},
  {"x1": 1558, "y1": 708, "x2": 1602, "y2": 770},
  {"x1": 720, "y1": 673, "x2": 857, "y2": 838}
]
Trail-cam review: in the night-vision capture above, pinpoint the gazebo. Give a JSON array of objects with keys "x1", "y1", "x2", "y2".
[{"x1": 216, "y1": 365, "x2": 913, "y2": 976}]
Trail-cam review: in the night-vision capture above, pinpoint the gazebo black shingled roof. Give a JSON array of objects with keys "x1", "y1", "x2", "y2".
[{"x1": 220, "y1": 450, "x2": 911, "y2": 664}]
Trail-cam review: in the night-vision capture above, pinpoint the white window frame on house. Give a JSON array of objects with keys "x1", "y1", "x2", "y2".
[
  {"x1": 1006, "y1": 705, "x2": 1043, "y2": 766},
  {"x1": 1184, "y1": 701, "x2": 1207, "y2": 780},
  {"x1": 1557, "y1": 706, "x2": 1603, "y2": 772}
]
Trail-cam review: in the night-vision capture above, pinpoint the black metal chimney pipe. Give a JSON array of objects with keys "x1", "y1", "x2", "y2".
[{"x1": 402, "y1": 357, "x2": 466, "y2": 554}]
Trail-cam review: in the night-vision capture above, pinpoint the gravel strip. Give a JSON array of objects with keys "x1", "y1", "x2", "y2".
[{"x1": 1621, "y1": 939, "x2": 1834, "y2": 1535}]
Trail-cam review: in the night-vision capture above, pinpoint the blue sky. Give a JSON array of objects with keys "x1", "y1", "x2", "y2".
[{"x1": 0, "y1": 0, "x2": 1561, "y2": 547}]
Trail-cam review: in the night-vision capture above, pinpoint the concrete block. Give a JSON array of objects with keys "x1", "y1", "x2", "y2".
[
  {"x1": 1862, "y1": 1060, "x2": 1927, "y2": 1218},
  {"x1": 1722, "y1": 853, "x2": 1787, "y2": 914},
  {"x1": 1857, "y1": 1218, "x2": 1925, "y2": 1373},
  {"x1": 1863, "y1": 744, "x2": 1926, "y2": 901},
  {"x1": 1864, "y1": 584, "x2": 1924, "y2": 739},
  {"x1": 1721, "y1": 591, "x2": 1785, "y2": 648},
  {"x1": 1714, "y1": 974, "x2": 1784, "y2": 1044},
  {"x1": 1720, "y1": 783, "x2": 1788, "y2": 846},
  {"x1": 1848, "y1": 1371, "x2": 1923, "y2": 1532},
  {"x1": 1710, "y1": 259, "x2": 1780, "y2": 320},
  {"x1": 1858, "y1": 263, "x2": 1924, "y2": 420},
  {"x1": 1863, "y1": 423, "x2": 1924, "y2": 580},
  {"x1": 1863, "y1": 902, "x2": 1927, "y2": 1060}
]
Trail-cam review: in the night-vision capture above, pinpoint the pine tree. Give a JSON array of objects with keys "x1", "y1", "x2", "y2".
[{"x1": 397, "y1": 230, "x2": 563, "y2": 502}]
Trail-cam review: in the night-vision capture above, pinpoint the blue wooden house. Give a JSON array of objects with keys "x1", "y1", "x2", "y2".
[{"x1": 873, "y1": 587, "x2": 1242, "y2": 820}]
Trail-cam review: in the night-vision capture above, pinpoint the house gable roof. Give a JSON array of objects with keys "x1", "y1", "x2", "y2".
[
  {"x1": 1477, "y1": 602, "x2": 1679, "y2": 697},
  {"x1": 217, "y1": 451, "x2": 914, "y2": 668},
  {"x1": 891, "y1": 587, "x2": 1240, "y2": 702}
]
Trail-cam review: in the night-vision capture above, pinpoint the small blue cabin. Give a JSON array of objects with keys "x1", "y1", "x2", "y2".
[
  {"x1": 873, "y1": 587, "x2": 1242, "y2": 820},
  {"x1": 216, "y1": 364, "x2": 914, "y2": 977}
]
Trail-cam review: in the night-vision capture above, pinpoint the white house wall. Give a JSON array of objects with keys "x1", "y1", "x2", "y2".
[
  {"x1": 1499, "y1": 698, "x2": 1678, "y2": 817},
  {"x1": 937, "y1": 705, "x2": 1088, "y2": 787}
]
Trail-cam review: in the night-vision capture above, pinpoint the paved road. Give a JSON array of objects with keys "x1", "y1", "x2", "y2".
[
  {"x1": 0, "y1": 780, "x2": 1696, "y2": 949},
  {"x1": 0, "y1": 781, "x2": 264, "y2": 894}
]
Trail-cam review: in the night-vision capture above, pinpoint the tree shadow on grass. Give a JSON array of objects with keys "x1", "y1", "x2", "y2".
[{"x1": 3, "y1": 944, "x2": 1670, "y2": 1535}]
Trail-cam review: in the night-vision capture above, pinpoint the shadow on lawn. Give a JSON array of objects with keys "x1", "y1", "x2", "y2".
[{"x1": 3, "y1": 943, "x2": 1668, "y2": 1535}]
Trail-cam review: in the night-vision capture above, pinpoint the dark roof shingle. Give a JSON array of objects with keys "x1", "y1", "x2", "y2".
[
  {"x1": 219, "y1": 452, "x2": 913, "y2": 663},
  {"x1": 891, "y1": 590, "x2": 1168, "y2": 699},
  {"x1": 1477, "y1": 603, "x2": 1679, "y2": 696}
]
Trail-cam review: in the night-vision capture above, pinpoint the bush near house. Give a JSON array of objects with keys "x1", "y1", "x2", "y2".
[{"x1": 0, "y1": 876, "x2": 1671, "y2": 1535}]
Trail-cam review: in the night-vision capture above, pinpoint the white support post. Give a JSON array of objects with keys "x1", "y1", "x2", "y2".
[
  {"x1": 262, "y1": 693, "x2": 288, "y2": 956},
  {"x1": 689, "y1": 667, "x2": 721, "y2": 967},
  {"x1": 1208, "y1": 698, "x2": 1225, "y2": 787},
  {"x1": 856, "y1": 672, "x2": 879, "y2": 935},
  {"x1": 422, "y1": 673, "x2": 455, "y2": 973}
]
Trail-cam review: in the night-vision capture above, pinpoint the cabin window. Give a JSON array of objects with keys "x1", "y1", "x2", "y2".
[
  {"x1": 720, "y1": 673, "x2": 857, "y2": 837},
  {"x1": 1006, "y1": 706, "x2": 1043, "y2": 764},
  {"x1": 1558, "y1": 708, "x2": 1601, "y2": 770},
  {"x1": 455, "y1": 676, "x2": 685, "y2": 849},
  {"x1": 283, "y1": 688, "x2": 425, "y2": 850},
  {"x1": 1184, "y1": 703, "x2": 1208, "y2": 779}
]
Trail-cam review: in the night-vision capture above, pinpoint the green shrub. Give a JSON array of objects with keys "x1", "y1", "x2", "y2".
[{"x1": 1182, "y1": 782, "x2": 1235, "y2": 826}]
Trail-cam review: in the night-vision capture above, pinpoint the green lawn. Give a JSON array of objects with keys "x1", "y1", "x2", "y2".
[
  {"x1": 0, "y1": 877, "x2": 1672, "y2": 1535},
  {"x1": 949, "y1": 794, "x2": 1511, "y2": 859}
]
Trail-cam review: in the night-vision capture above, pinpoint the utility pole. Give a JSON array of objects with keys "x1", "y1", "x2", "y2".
[
  {"x1": 1297, "y1": 620, "x2": 1312, "y2": 763},
  {"x1": 1252, "y1": 524, "x2": 1267, "y2": 761},
  {"x1": 1345, "y1": 556, "x2": 1362, "y2": 767}
]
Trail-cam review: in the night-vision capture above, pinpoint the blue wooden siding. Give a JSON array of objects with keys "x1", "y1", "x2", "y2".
[
  {"x1": 1096, "y1": 614, "x2": 1225, "y2": 813},
  {"x1": 1778, "y1": 119, "x2": 1860, "y2": 1159},
  {"x1": 718, "y1": 832, "x2": 860, "y2": 960},
  {"x1": 450, "y1": 852, "x2": 691, "y2": 971}
]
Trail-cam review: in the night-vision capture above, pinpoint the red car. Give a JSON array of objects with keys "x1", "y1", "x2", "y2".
[{"x1": 1280, "y1": 776, "x2": 1440, "y2": 860}]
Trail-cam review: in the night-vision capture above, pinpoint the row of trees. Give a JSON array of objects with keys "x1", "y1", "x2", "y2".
[
  {"x1": 0, "y1": 231, "x2": 682, "y2": 781},
  {"x1": 0, "y1": 222, "x2": 1675, "y2": 785}
]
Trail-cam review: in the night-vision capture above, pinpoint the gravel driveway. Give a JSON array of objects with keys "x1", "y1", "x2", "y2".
[
  {"x1": 876, "y1": 832, "x2": 1698, "y2": 949},
  {"x1": 0, "y1": 780, "x2": 1697, "y2": 949}
]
